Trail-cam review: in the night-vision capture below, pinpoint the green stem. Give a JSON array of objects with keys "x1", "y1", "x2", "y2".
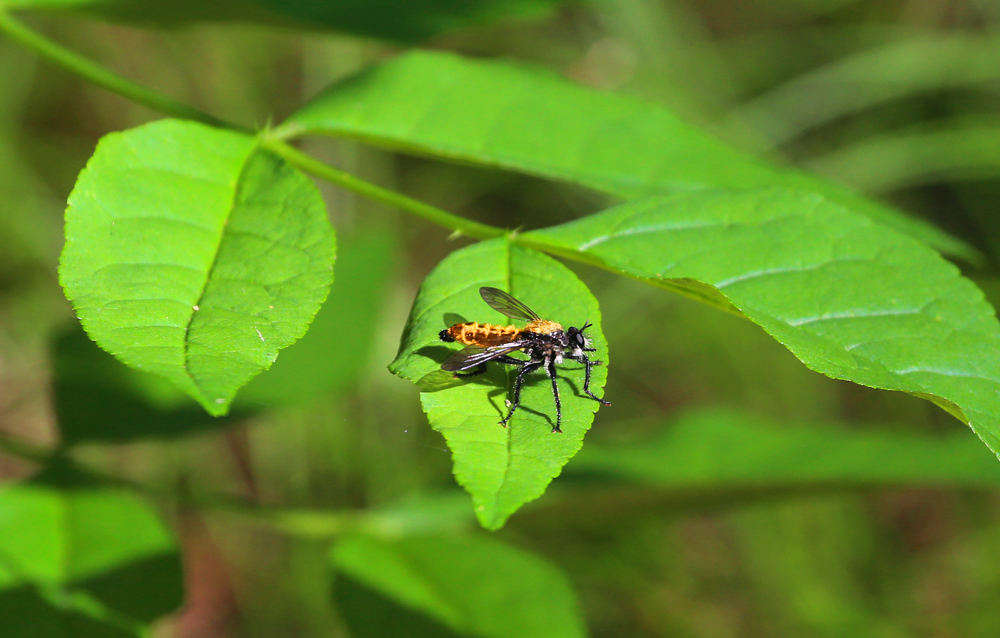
[
  {"x1": 0, "y1": 8, "x2": 507, "y2": 240},
  {"x1": 0, "y1": 8, "x2": 238, "y2": 130},
  {"x1": 262, "y1": 138, "x2": 506, "y2": 240}
]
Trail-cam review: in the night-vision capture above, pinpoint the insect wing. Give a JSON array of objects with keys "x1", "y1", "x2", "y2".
[
  {"x1": 479, "y1": 287, "x2": 539, "y2": 321},
  {"x1": 441, "y1": 342, "x2": 525, "y2": 371}
]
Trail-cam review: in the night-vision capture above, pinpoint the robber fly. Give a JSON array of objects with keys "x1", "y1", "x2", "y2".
[{"x1": 438, "y1": 287, "x2": 610, "y2": 433}]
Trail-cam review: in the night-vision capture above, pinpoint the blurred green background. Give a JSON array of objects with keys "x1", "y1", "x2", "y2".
[{"x1": 3, "y1": 0, "x2": 1000, "y2": 636}]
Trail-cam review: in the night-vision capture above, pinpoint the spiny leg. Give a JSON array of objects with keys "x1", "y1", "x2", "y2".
[
  {"x1": 499, "y1": 360, "x2": 541, "y2": 427},
  {"x1": 545, "y1": 358, "x2": 563, "y2": 433},
  {"x1": 581, "y1": 355, "x2": 611, "y2": 406}
]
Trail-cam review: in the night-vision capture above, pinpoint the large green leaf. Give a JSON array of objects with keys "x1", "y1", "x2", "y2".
[
  {"x1": 520, "y1": 188, "x2": 1000, "y2": 459},
  {"x1": 60, "y1": 119, "x2": 336, "y2": 416},
  {"x1": 5, "y1": 0, "x2": 560, "y2": 42},
  {"x1": 0, "y1": 485, "x2": 182, "y2": 629},
  {"x1": 333, "y1": 533, "x2": 586, "y2": 638},
  {"x1": 278, "y1": 50, "x2": 976, "y2": 261},
  {"x1": 390, "y1": 238, "x2": 609, "y2": 529}
]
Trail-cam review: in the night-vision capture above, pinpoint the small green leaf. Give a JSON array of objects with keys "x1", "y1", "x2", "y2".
[
  {"x1": 4, "y1": 0, "x2": 561, "y2": 43},
  {"x1": 60, "y1": 119, "x2": 336, "y2": 416},
  {"x1": 279, "y1": 50, "x2": 976, "y2": 261},
  {"x1": 333, "y1": 533, "x2": 586, "y2": 638},
  {"x1": 0, "y1": 485, "x2": 182, "y2": 625},
  {"x1": 523, "y1": 188, "x2": 1000, "y2": 460},
  {"x1": 391, "y1": 238, "x2": 608, "y2": 529}
]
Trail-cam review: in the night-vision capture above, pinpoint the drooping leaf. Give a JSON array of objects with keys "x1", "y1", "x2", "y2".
[
  {"x1": 4, "y1": 0, "x2": 561, "y2": 43},
  {"x1": 333, "y1": 533, "x2": 586, "y2": 638},
  {"x1": 521, "y1": 188, "x2": 1000, "y2": 459},
  {"x1": 390, "y1": 238, "x2": 609, "y2": 529},
  {"x1": 279, "y1": 50, "x2": 976, "y2": 261},
  {"x1": 60, "y1": 119, "x2": 336, "y2": 416},
  {"x1": 0, "y1": 485, "x2": 182, "y2": 628},
  {"x1": 571, "y1": 409, "x2": 1000, "y2": 488}
]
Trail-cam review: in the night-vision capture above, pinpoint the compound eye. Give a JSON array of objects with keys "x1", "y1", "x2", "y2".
[{"x1": 574, "y1": 332, "x2": 586, "y2": 346}]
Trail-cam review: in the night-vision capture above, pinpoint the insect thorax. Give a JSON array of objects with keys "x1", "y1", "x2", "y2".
[{"x1": 524, "y1": 319, "x2": 563, "y2": 334}]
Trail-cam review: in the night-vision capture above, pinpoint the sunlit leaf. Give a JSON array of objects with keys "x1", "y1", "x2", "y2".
[
  {"x1": 390, "y1": 238, "x2": 609, "y2": 529},
  {"x1": 280, "y1": 50, "x2": 977, "y2": 261},
  {"x1": 333, "y1": 533, "x2": 586, "y2": 638},
  {"x1": 60, "y1": 119, "x2": 336, "y2": 416},
  {"x1": 522, "y1": 188, "x2": 1000, "y2": 460}
]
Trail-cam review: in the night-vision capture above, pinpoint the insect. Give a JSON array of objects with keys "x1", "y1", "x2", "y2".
[{"x1": 438, "y1": 287, "x2": 610, "y2": 433}]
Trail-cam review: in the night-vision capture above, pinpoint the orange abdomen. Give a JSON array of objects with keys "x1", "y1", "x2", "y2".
[{"x1": 445, "y1": 322, "x2": 520, "y2": 347}]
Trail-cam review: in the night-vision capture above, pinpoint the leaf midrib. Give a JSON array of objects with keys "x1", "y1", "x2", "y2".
[{"x1": 180, "y1": 142, "x2": 261, "y2": 403}]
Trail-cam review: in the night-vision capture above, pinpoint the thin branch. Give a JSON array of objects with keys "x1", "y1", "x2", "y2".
[
  {"x1": 261, "y1": 137, "x2": 507, "y2": 240},
  {"x1": 0, "y1": 8, "x2": 239, "y2": 130}
]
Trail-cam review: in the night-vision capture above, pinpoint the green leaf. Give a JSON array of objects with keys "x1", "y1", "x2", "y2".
[
  {"x1": 279, "y1": 50, "x2": 977, "y2": 262},
  {"x1": 333, "y1": 533, "x2": 586, "y2": 638},
  {"x1": 0, "y1": 485, "x2": 182, "y2": 626},
  {"x1": 571, "y1": 409, "x2": 1000, "y2": 488},
  {"x1": 5, "y1": 0, "x2": 561, "y2": 43},
  {"x1": 390, "y1": 238, "x2": 609, "y2": 529},
  {"x1": 60, "y1": 119, "x2": 336, "y2": 416},
  {"x1": 521, "y1": 188, "x2": 1000, "y2": 460}
]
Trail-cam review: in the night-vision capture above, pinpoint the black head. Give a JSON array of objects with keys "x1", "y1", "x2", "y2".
[{"x1": 566, "y1": 322, "x2": 593, "y2": 350}]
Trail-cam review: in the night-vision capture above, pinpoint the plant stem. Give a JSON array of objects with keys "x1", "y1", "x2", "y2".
[
  {"x1": 0, "y1": 8, "x2": 237, "y2": 130},
  {"x1": 262, "y1": 138, "x2": 506, "y2": 240},
  {"x1": 0, "y1": 8, "x2": 508, "y2": 240}
]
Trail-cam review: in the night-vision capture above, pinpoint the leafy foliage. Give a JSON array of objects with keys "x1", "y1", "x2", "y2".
[
  {"x1": 0, "y1": 485, "x2": 182, "y2": 634},
  {"x1": 280, "y1": 49, "x2": 977, "y2": 261},
  {"x1": 333, "y1": 533, "x2": 586, "y2": 638},
  {"x1": 4, "y1": 3, "x2": 1000, "y2": 637},
  {"x1": 523, "y1": 188, "x2": 1000, "y2": 457},
  {"x1": 390, "y1": 238, "x2": 608, "y2": 529},
  {"x1": 60, "y1": 119, "x2": 336, "y2": 416}
]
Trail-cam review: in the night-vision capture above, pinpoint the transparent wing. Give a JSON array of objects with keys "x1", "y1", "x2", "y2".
[
  {"x1": 479, "y1": 287, "x2": 539, "y2": 321},
  {"x1": 441, "y1": 342, "x2": 526, "y2": 371}
]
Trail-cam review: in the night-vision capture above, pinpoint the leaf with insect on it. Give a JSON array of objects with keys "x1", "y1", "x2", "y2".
[{"x1": 390, "y1": 238, "x2": 609, "y2": 530}]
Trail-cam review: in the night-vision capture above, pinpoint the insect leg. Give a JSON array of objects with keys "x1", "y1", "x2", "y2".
[
  {"x1": 500, "y1": 360, "x2": 542, "y2": 428},
  {"x1": 580, "y1": 354, "x2": 611, "y2": 406},
  {"x1": 545, "y1": 358, "x2": 563, "y2": 433}
]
